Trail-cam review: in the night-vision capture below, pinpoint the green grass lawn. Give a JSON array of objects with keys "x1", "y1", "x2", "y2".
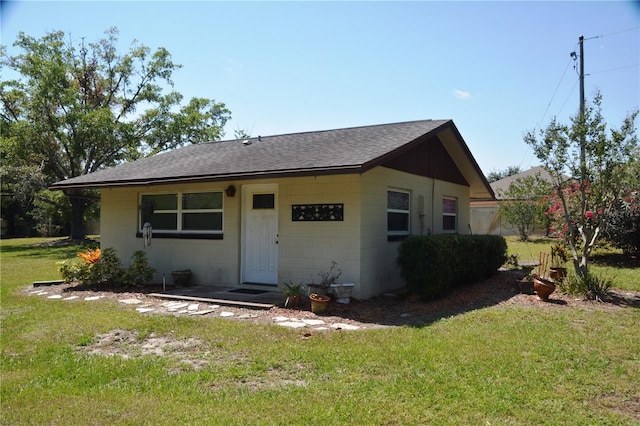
[{"x1": 2, "y1": 237, "x2": 639, "y2": 425}]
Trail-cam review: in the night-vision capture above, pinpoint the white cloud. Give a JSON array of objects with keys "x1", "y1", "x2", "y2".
[{"x1": 453, "y1": 89, "x2": 472, "y2": 100}]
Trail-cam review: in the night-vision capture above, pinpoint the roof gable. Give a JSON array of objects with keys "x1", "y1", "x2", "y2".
[{"x1": 382, "y1": 134, "x2": 468, "y2": 185}]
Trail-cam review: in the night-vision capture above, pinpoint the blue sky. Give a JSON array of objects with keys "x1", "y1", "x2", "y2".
[{"x1": 2, "y1": 1, "x2": 639, "y2": 175}]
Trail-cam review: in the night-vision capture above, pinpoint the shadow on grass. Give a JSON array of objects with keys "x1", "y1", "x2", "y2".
[
  {"x1": 591, "y1": 252, "x2": 639, "y2": 269},
  {"x1": 327, "y1": 271, "x2": 530, "y2": 328},
  {"x1": 0, "y1": 238, "x2": 98, "y2": 259}
]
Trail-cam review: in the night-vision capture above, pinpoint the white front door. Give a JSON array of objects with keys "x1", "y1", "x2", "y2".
[{"x1": 242, "y1": 184, "x2": 278, "y2": 285}]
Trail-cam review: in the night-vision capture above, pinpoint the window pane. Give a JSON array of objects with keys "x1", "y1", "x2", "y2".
[
  {"x1": 143, "y1": 212, "x2": 177, "y2": 230},
  {"x1": 141, "y1": 194, "x2": 177, "y2": 210},
  {"x1": 253, "y1": 194, "x2": 275, "y2": 209},
  {"x1": 182, "y1": 192, "x2": 222, "y2": 210},
  {"x1": 388, "y1": 191, "x2": 409, "y2": 210},
  {"x1": 443, "y1": 198, "x2": 457, "y2": 214},
  {"x1": 443, "y1": 215, "x2": 456, "y2": 231},
  {"x1": 182, "y1": 213, "x2": 223, "y2": 231},
  {"x1": 388, "y1": 212, "x2": 409, "y2": 232}
]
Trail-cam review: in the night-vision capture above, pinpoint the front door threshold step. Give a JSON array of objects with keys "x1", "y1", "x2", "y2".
[{"x1": 148, "y1": 293, "x2": 275, "y2": 310}]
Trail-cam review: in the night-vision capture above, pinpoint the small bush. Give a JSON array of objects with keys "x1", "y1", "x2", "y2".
[
  {"x1": 125, "y1": 250, "x2": 155, "y2": 287},
  {"x1": 559, "y1": 271, "x2": 613, "y2": 300},
  {"x1": 398, "y1": 235, "x2": 507, "y2": 300},
  {"x1": 59, "y1": 247, "x2": 152, "y2": 287}
]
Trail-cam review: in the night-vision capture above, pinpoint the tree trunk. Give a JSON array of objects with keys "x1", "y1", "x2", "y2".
[{"x1": 67, "y1": 190, "x2": 88, "y2": 240}]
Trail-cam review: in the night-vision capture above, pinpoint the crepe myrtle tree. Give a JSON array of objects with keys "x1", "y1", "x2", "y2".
[
  {"x1": 1, "y1": 28, "x2": 231, "y2": 239},
  {"x1": 525, "y1": 92, "x2": 639, "y2": 279}
]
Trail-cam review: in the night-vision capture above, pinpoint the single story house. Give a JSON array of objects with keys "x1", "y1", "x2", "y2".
[
  {"x1": 470, "y1": 166, "x2": 554, "y2": 236},
  {"x1": 51, "y1": 119, "x2": 494, "y2": 299}
]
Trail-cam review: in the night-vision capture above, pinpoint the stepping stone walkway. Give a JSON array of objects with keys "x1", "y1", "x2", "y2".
[{"x1": 26, "y1": 287, "x2": 364, "y2": 331}]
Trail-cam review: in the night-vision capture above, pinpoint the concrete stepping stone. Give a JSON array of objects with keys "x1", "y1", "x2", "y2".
[
  {"x1": 301, "y1": 319, "x2": 325, "y2": 326},
  {"x1": 165, "y1": 302, "x2": 189, "y2": 311},
  {"x1": 119, "y1": 298, "x2": 143, "y2": 305},
  {"x1": 278, "y1": 321, "x2": 307, "y2": 328},
  {"x1": 62, "y1": 296, "x2": 79, "y2": 301},
  {"x1": 47, "y1": 295, "x2": 63, "y2": 299},
  {"x1": 187, "y1": 304, "x2": 199, "y2": 311},
  {"x1": 84, "y1": 296, "x2": 102, "y2": 301},
  {"x1": 273, "y1": 316, "x2": 291, "y2": 322},
  {"x1": 219, "y1": 311, "x2": 234, "y2": 317},
  {"x1": 190, "y1": 309, "x2": 216, "y2": 316},
  {"x1": 331, "y1": 323, "x2": 360, "y2": 330},
  {"x1": 136, "y1": 307, "x2": 155, "y2": 313}
]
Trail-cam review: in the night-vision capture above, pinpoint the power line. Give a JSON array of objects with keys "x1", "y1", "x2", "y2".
[
  {"x1": 589, "y1": 63, "x2": 640, "y2": 76},
  {"x1": 557, "y1": 77, "x2": 580, "y2": 118},
  {"x1": 585, "y1": 26, "x2": 640, "y2": 40},
  {"x1": 537, "y1": 57, "x2": 574, "y2": 126}
]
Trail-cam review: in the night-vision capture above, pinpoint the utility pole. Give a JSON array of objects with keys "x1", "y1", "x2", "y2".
[
  {"x1": 579, "y1": 35, "x2": 585, "y2": 117},
  {"x1": 578, "y1": 35, "x2": 586, "y2": 167},
  {"x1": 578, "y1": 35, "x2": 587, "y2": 217}
]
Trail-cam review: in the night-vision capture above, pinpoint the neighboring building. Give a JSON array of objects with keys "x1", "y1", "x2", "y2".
[
  {"x1": 470, "y1": 166, "x2": 554, "y2": 236},
  {"x1": 51, "y1": 120, "x2": 494, "y2": 299}
]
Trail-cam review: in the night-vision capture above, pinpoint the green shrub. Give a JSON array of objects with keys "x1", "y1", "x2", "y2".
[
  {"x1": 58, "y1": 258, "x2": 92, "y2": 283},
  {"x1": 125, "y1": 250, "x2": 155, "y2": 287},
  {"x1": 89, "y1": 247, "x2": 124, "y2": 285},
  {"x1": 559, "y1": 271, "x2": 613, "y2": 300},
  {"x1": 397, "y1": 235, "x2": 507, "y2": 300}
]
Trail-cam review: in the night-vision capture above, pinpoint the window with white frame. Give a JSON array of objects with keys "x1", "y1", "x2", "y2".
[
  {"x1": 387, "y1": 189, "x2": 410, "y2": 237},
  {"x1": 442, "y1": 197, "x2": 457, "y2": 232},
  {"x1": 140, "y1": 191, "x2": 223, "y2": 233}
]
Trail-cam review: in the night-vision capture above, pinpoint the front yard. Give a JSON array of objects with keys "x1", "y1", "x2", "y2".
[{"x1": 1, "y1": 237, "x2": 639, "y2": 424}]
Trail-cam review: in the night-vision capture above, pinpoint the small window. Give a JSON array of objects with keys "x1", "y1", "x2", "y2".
[
  {"x1": 253, "y1": 194, "x2": 275, "y2": 209},
  {"x1": 388, "y1": 190, "x2": 410, "y2": 236},
  {"x1": 443, "y1": 197, "x2": 457, "y2": 232}
]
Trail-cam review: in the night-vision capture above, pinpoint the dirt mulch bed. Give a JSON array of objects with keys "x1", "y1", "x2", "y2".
[{"x1": 24, "y1": 271, "x2": 640, "y2": 330}]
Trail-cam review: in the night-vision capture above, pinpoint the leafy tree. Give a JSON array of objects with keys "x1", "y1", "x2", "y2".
[
  {"x1": 525, "y1": 92, "x2": 638, "y2": 279},
  {"x1": 603, "y1": 191, "x2": 640, "y2": 256},
  {"x1": 1, "y1": 28, "x2": 231, "y2": 239},
  {"x1": 487, "y1": 165, "x2": 521, "y2": 183},
  {"x1": 497, "y1": 173, "x2": 552, "y2": 241}
]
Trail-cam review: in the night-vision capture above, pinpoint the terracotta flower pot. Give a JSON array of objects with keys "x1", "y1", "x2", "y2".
[
  {"x1": 533, "y1": 276, "x2": 556, "y2": 301},
  {"x1": 309, "y1": 293, "x2": 330, "y2": 314},
  {"x1": 549, "y1": 267, "x2": 567, "y2": 282}
]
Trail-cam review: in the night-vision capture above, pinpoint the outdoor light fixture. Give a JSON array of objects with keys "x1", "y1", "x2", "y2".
[{"x1": 225, "y1": 185, "x2": 236, "y2": 197}]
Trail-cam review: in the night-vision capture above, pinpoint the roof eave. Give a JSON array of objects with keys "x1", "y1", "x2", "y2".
[{"x1": 49, "y1": 165, "x2": 366, "y2": 190}]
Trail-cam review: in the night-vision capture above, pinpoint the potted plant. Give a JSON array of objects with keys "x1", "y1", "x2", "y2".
[
  {"x1": 330, "y1": 282, "x2": 355, "y2": 304},
  {"x1": 533, "y1": 252, "x2": 555, "y2": 301},
  {"x1": 517, "y1": 272, "x2": 536, "y2": 295},
  {"x1": 307, "y1": 261, "x2": 342, "y2": 296},
  {"x1": 171, "y1": 269, "x2": 192, "y2": 286},
  {"x1": 282, "y1": 281, "x2": 303, "y2": 308},
  {"x1": 309, "y1": 293, "x2": 330, "y2": 314},
  {"x1": 549, "y1": 242, "x2": 569, "y2": 282}
]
